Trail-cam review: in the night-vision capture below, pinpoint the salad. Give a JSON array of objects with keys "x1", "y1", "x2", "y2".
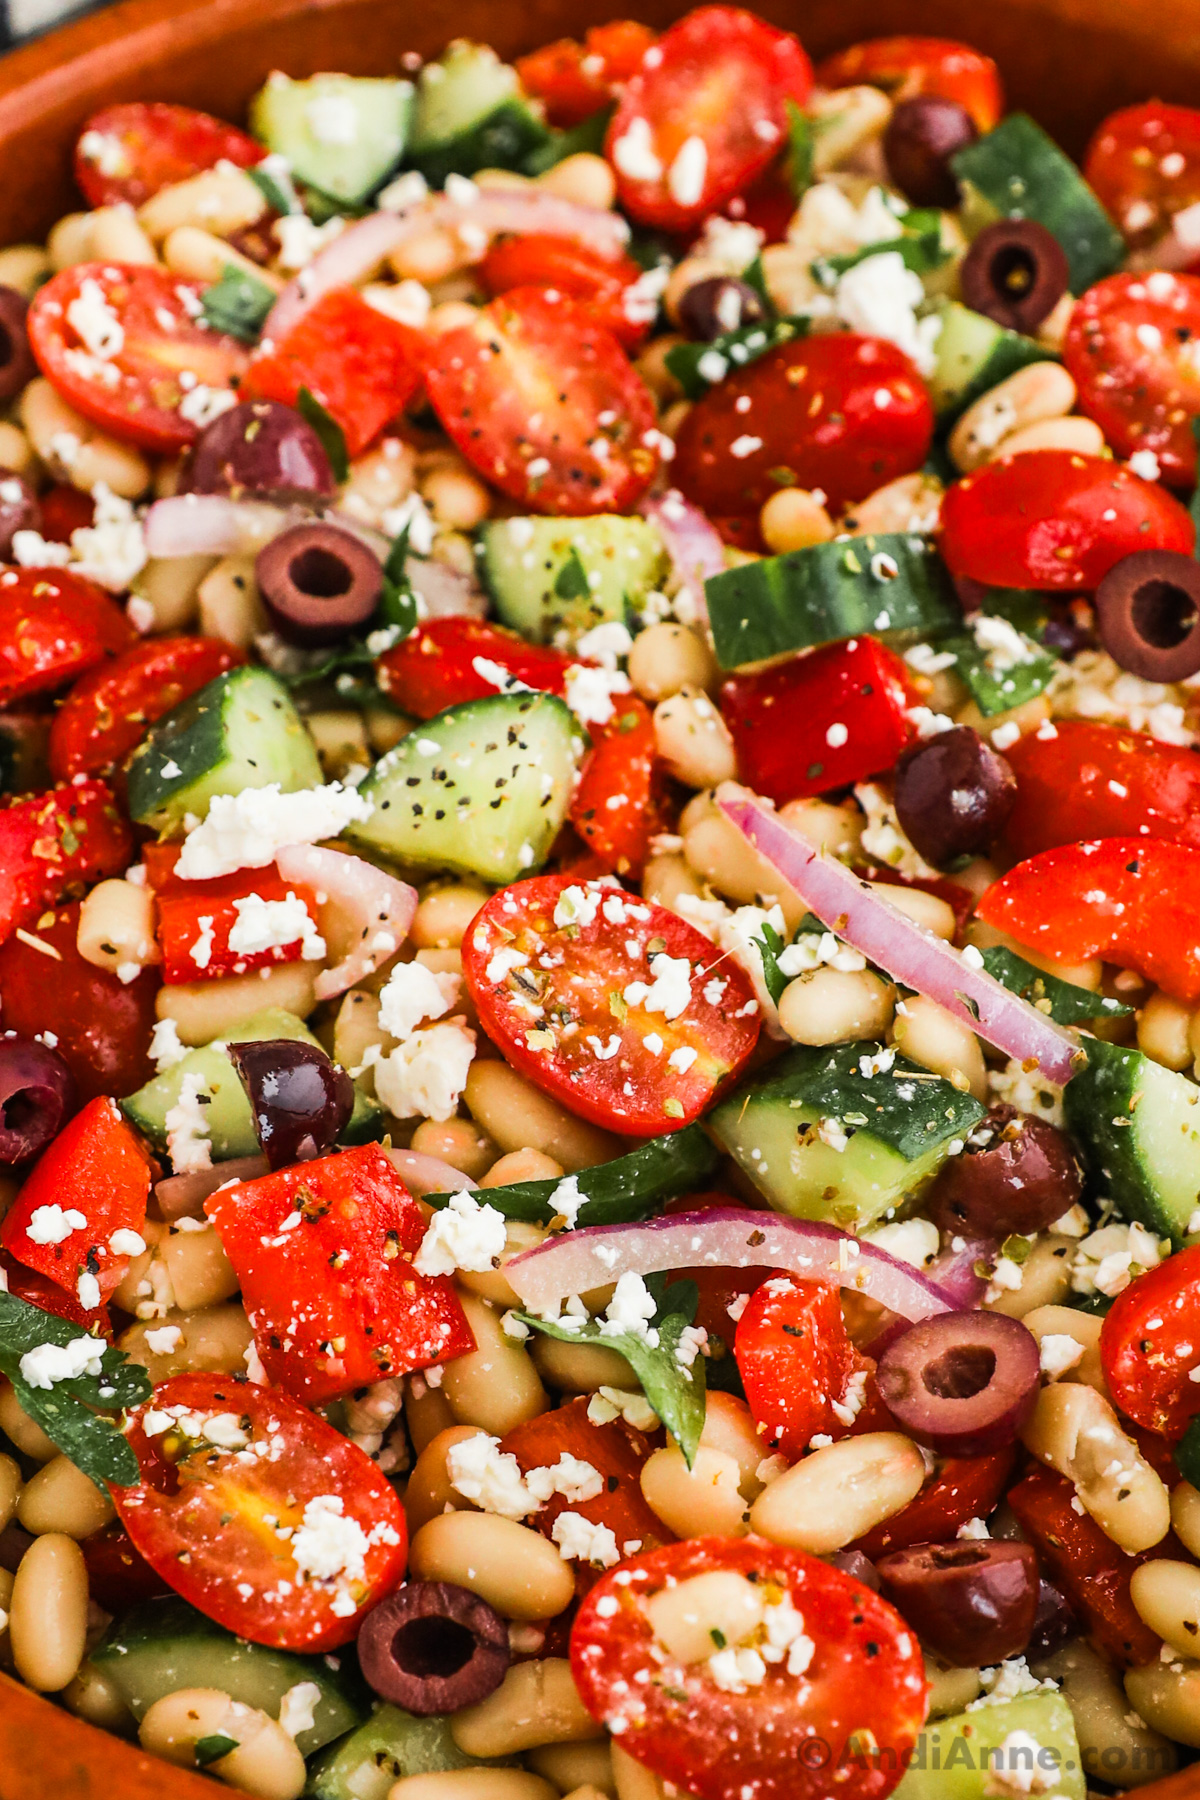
[{"x1": 4, "y1": 10, "x2": 1200, "y2": 1799}]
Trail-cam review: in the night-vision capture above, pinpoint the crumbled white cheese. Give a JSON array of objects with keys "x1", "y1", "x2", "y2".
[
  {"x1": 564, "y1": 662, "x2": 632, "y2": 727},
  {"x1": 413, "y1": 1190, "x2": 507, "y2": 1278},
  {"x1": 552, "y1": 1510, "x2": 620, "y2": 1568},
  {"x1": 447, "y1": 1433, "x2": 539, "y2": 1519},
  {"x1": 174, "y1": 781, "x2": 373, "y2": 882},
  {"x1": 587, "y1": 1386, "x2": 660, "y2": 1431},
  {"x1": 623, "y1": 952, "x2": 693, "y2": 1021},
  {"x1": 19, "y1": 1334, "x2": 105, "y2": 1390},
  {"x1": 987, "y1": 1060, "x2": 1065, "y2": 1126},
  {"x1": 290, "y1": 1493, "x2": 370, "y2": 1586},
  {"x1": 611, "y1": 116, "x2": 663, "y2": 183},
  {"x1": 554, "y1": 883, "x2": 601, "y2": 930},
  {"x1": 227, "y1": 891, "x2": 326, "y2": 961},
  {"x1": 525, "y1": 1453, "x2": 604, "y2": 1506},
  {"x1": 67, "y1": 277, "x2": 124, "y2": 360},
  {"x1": 835, "y1": 251, "x2": 942, "y2": 377},
  {"x1": 373, "y1": 1020, "x2": 475, "y2": 1122},
  {"x1": 980, "y1": 1730, "x2": 1055, "y2": 1796},
  {"x1": 143, "y1": 1326, "x2": 183, "y2": 1356},
  {"x1": 164, "y1": 1070, "x2": 213, "y2": 1174},
  {"x1": 1048, "y1": 650, "x2": 1195, "y2": 747},
  {"x1": 148, "y1": 1017, "x2": 188, "y2": 1072},
  {"x1": 1071, "y1": 1221, "x2": 1166, "y2": 1298},
  {"x1": 1039, "y1": 1333, "x2": 1085, "y2": 1379},
  {"x1": 667, "y1": 136, "x2": 708, "y2": 209},
  {"x1": 708, "y1": 1645, "x2": 767, "y2": 1693},
  {"x1": 599, "y1": 1271, "x2": 660, "y2": 1346},
  {"x1": 854, "y1": 781, "x2": 936, "y2": 877},
  {"x1": 377, "y1": 960, "x2": 460, "y2": 1039},
  {"x1": 864, "y1": 1218, "x2": 939, "y2": 1269},
  {"x1": 26, "y1": 1204, "x2": 86, "y2": 1246},
  {"x1": 278, "y1": 1681, "x2": 322, "y2": 1739}
]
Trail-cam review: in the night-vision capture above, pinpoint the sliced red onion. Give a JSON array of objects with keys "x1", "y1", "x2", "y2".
[
  {"x1": 384, "y1": 1147, "x2": 479, "y2": 1196},
  {"x1": 719, "y1": 790, "x2": 1083, "y2": 1085},
  {"x1": 264, "y1": 208, "x2": 429, "y2": 342},
  {"x1": 155, "y1": 1154, "x2": 269, "y2": 1220},
  {"x1": 274, "y1": 845, "x2": 416, "y2": 1001},
  {"x1": 407, "y1": 555, "x2": 489, "y2": 621},
  {"x1": 641, "y1": 490, "x2": 726, "y2": 627},
  {"x1": 506, "y1": 1207, "x2": 956, "y2": 1320},
  {"x1": 926, "y1": 1235, "x2": 997, "y2": 1310},
  {"x1": 144, "y1": 494, "x2": 294, "y2": 558},
  {"x1": 452, "y1": 187, "x2": 630, "y2": 261}
]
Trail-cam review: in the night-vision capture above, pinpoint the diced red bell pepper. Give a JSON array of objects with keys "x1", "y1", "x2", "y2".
[
  {"x1": 569, "y1": 693, "x2": 666, "y2": 879},
  {"x1": 241, "y1": 286, "x2": 424, "y2": 458},
  {"x1": 719, "y1": 637, "x2": 917, "y2": 806},
  {"x1": 1003, "y1": 720, "x2": 1200, "y2": 861},
  {"x1": 0, "y1": 1096, "x2": 154, "y2": 1301},
  {"x1": 154, "y1": 864, "x2": 321, "y2": 985},
  {"x1": 734, "y1": 1276, "x2": 877, "y2": 1461},
  {"x1": 49, "y1": 635, "x2": 243, "y2": 782},
  {"x1": 375, "y1": 617, "x2": 575, "y2": 719},
  {"x1": 0, "y1": 1249, "x2": 112, "y2": 1337},
  {"x1": 855, "y1": 1448, "x2": 1016, "y2": 1559},
  {"x1": 977, "y1": 836, "x2": 1200, "y2": 1003},
  {"x1": 0, "y1": 778, "x2": 134, "y2": 946},
  {"x1": 516, "y1": 19, "x2": 658, "y2": 127},
  {"x1": 0, "y1": 566, "x2": 134, "y2": 706},
  {"x1": 205, "y1": 1143, "x2": 475, "y2": 1405}
]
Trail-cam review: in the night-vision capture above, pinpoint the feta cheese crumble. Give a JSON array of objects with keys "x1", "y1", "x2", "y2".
[
  {"x1": 413, "y1": 1191, "x2": 507, "y2": 1278},
  {"x1": 174, "y1": 782, "x2": 373, "y2": 882}
]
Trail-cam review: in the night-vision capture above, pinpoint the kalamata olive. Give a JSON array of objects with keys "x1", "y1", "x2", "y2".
[
  {"x1": 827, "y1": 1549, "x2": 881, "y2": 1591},
  {"x1": 892, "y1": 725, "x2": 1017, "y2": 866},
  {"x1": 182, "y1": 400, "x2": 336, "y2": 501},
  {"x1": 228, "y1": 1039, "x2": 354, "y2": 1170},
  {"x1": 677, "y1": 276, "x2": 767, "y2": 342},
  {"x1": 1095, "y1": 550, "x2": 1200, "y2": 682},
  {"x1": 960, "y1": 219, "x2": 1070, "y2": 333},
  {"x1": 1040, "y1": 603, "x2": 1096, "y2": 661},
  {"x1": 255, "y1": 522, "x2": 383, "y2": 646},
  {"x1": 0, "y1": 287, "x2": 37, "y2": 406},
  {"x1": 884, "y1": 96, "x2": 977, "y2": 209},
  {"x1": 0, "y1": 468, "x2": 40, "y2": 562},
  {"x1": 1027, "y1": 1577, "x2": 1079, "y2": 1660},
  {"x1": 877, "y1": 1311, "x2": 1041, "y2": 1456},
  {"x1": 357, "y1": 1581, "x2": 510, "y2": 1714},
  {"x1": 926, "y1": 1104, "x2": 1083, "y2": 1239},
  {"x1": 0, "y1": 1035, "x2": 78, "y2": 1166},
  {"x1": 876, "y1": 1540, "x2": 1040, "y2": 1667}
]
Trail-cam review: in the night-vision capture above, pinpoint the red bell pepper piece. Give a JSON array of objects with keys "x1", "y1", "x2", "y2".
[
  {"x1": 0, "y1": 566, "x2": 134, "y2": 706},
  {"x1": 0, "y1": 1096, "x2": 154, "y2": 1302},
  {"x1": 205, "y1": 1143, "x2": 475, "y2": 1405},
  {"x1": 0, "y1": 1249, "x2": 112, "y2": 1337},
  {"x1": 516, "y1": 20, "x2": 658, "y2": 127},
  {"x1": 977, "y1": 836, "x2": 1200, "y2": 1002},
  {"x1": 855, "y1": 1448, "x2": 1016, "y2": 1558},
  {"x1": 48, "y1": 634, "x2": 243, "y2": 781},
  {"x1": 376, "y1": 617, "x2": 575, "y2": 719},
  {"x1": 1101, "y1": 1246, "x2": 1200, "y2": 1440},
  {"x1": 154, "y1": 864, "x2": 321, "y2": 985},
  {"x1": 1003, "y1": 719, "x2": 1200, "y2": 860},
  {"x1": 719, "y1": 636, "x2": 917, "y2": 806},
  {"x1": 569, "y1": 693, "x2": 666, "y2": 878},
  {"x1": 0, "y1": 778, "x2": 134, "y2": 946},
  {"x1": 241, "y1": 286, "x2": 424, "y2": 457},
  {"x1": 734, "y1": 1277, "x2": 878, "y2": 1461}
]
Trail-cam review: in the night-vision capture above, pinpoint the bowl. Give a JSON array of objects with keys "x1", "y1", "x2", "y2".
[{"x1": 2, "y1": 0, "x2": 1200, "y2": 1793}]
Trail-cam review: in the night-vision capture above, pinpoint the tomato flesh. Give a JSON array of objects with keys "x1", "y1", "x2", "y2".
[
  {"x1": 479, "y1": 235, "x2": 650, "y2": 348},
  {"x1": 0, "y1": 566, "x2": 134, "y2": 707},
  {"x1": 1003, "y1": 719, "x2": 1200, "y2": 860},
  {"x1": 375, "y1": 617, "x2": 575, "y2": 719},
  {"x1": 0, "y1": 778, "x2": 133, "y2": 945},
  {"x1": 1101, "y1": 1247, "x2": 1200, "y2": 1439},
  {"x1": 1084, "y1": 103, "x2": 1200, "y2": 248},
  {"x1": 0, "y1": 1250, "x2": 112, "y2": 1337},
  {"x1": 814, "y1": 35, "x2": 1004, "y2": 131},
  {"x1": 517, "y1": 20, "x2": 658, "y2": 127},
  {"x1": 74, "y1": 102, "x2": 264, "y2": 210},
  {"x1": 49, "y1": 635, "x2": 242, "y2": 781},
  {"x1": 735, "y1": 1277, "x2": 876, "y2": 1460},
  {"x1": 568, "y1": 694, "x2": 667, "y2": 879},
  {"x1": 855, "y1": 1449, "x2": 1015, "y2": 1558},
  {"x1": 1064, "y1": 272, "x2": 1200, "y2": 485}
]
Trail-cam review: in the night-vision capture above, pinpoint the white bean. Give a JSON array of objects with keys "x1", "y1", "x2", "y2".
[
  {"x1": 450, "y1": 1660, "x2": 604, "y2": 1758},
  {"x1": 1021, "y1": 1383, "x2": 1170, "y2": 1552},
  {"x1": 749, "y1": 1432, "x2": 926, "y2": 1552}
]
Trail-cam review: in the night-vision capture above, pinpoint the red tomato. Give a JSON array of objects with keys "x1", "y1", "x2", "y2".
[
  {"x1": 977, "y1": 836, "x2": 1200, "y2": 1002},
  {"x1": 568, "y1": 694, "x2": 666, "y2": 880},
  {"x1": 463, "y1": 874, "x2": 760, "y2": 1134},
  {"x1": 48, "y1": 636, "x2": 242, "y2": 781},
  {"x1": 479, "y1": 235, "x2": 650, "y2": 349},
  {"x1": 571, "y1": 1537, "x2": 927, "y2": 1800},
  {"x1": 241, "y1": 286, "x2": 424, "y2": 459},
  {"x1": 605, "y1": 8, "x2": 812, "y2": 231},
  {"x1": 735, "y1": 1277, "x2": 876, "y2": 1461},
  {"x1": 375, "y1": 617, "x2": 574, "y2": 719},
  {"x1": 74, "y1": 102, "x2": 264, "y2": 210},
  {"x1": 0, "y1": 1096, "x2": 153, "y2": 1300},
  {"x1": 1064, "y1": 273, "x2": 1200, "y2": 486},
  {"x1": 28, "y1": 264, "x2": 249, "y2": 454},
  {"x1": 424, "y1": 288, "x2": 658, "y2": 515},
  {"x1": 114, "y1": 1373, "x2": 407, "y2": 1650},
  {"x1": 80, "y1": 1521, "x2": 170, "y2": 1612},
  {"x1": 153, "y1": 865, "x2": 321, "y2": 985},
  {"x1": 205, "y1": 1144, "x2": 474, "y2": 1405},
  {"x1": 1003, "y1": 720, "x2": 1200, "y2": 860},
  {"x1": 38, "y1": 483, "x2": 96, "y2": 543},
  {"x1": 674, "y1": 334, "x2": 933, "y2": 518},
  {"x1": 1101, "y1": 1247, "x2": 1200, "y2": 1439},
  {"x1": 517, "y1": 20, "x2": 659, "y2": 128},
  {"x1": 855, "y1": 1449, "x2": 1016, "y2": 1558},
  {"x1": 939, "y1": 451, "x2": 1195, "y2": 590},
  {"x1": 0, "y1": 566, "x2": 134, "y2": 706},
  {"x1": 0, "y1": 902, "x2": 158, "y2": 1101},
  {"x1": 814, "y1": 36, "x2": 1004, "y2": 131},
  {"x1": 0, "y1": 778, "x2": 133, "y2": 945},
  {"x1": 1084, "y1": 103, "x2": 1200, "y2": 248},
  {"x1": 722, "y1": 168, "x2": 797, "y2": 245},
  {"x1": 0, "y1": 1250, "x2": 111, "y2": 1337}
]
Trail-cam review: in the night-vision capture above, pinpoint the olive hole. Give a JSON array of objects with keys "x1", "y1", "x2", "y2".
[
  {"x1": 391, "y1": 1616, "x2": 477, "y2": 1680},
  {"x1": 288, "y1": 546, "x2": 354, "y2": 599},
  {"x1": 0, "y1": 322, "x2": 14, "y2": 370},
  {"x1": 923, "y1": 1343, "x2": 997, "y2": 1401},
  {"x1": 987, "y1": 245, "x2": 1036, "y2": 300},
  {"x1": 1131, "y1": 578, "x2": 1199, "y2": 649},
  {"x1": 1, "y1": 1087, "x2": 39, "y2": 1136}
]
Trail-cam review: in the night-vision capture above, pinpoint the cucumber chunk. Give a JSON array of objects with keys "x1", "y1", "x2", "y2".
[
  {"x1": 704, "y1": 533, "x2": 960, "y2": 670},
  {"x1": 93, "y1": 1597, "x2": 365, "y2": 1756},
  {"x1": 345, "y1": 691, "x2": 582, "y2": 883},
  {"x1": 895, "y1": 1692, "x2": 1084, "y2": 1800},
  {"x1": 127, "y1": 666, "x2": 321, "y2": 834},
  {"x1": 927, "y1": 300, "x2": 1052, "y2": 422},
  {"x1": 249, "y1": 73, "x2": 414, "y2": 206},
  {"x1": 305, "y1": 1705, "x2": 495, "y2": 1799},
  {"x1": 479, "y1": 514, "x2": 668, "y2": 646},
  {"x1": 1063, "y1": 1037, "x2": 1200, "y2": 1242},
  {"x1": 408, "y1": 41, "x2": 549, "y2": 185}
]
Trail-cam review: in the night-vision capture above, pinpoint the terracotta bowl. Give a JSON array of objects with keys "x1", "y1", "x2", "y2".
[{"x1": 3, "y1": 0, "x2": 1200, "y2": 1792}]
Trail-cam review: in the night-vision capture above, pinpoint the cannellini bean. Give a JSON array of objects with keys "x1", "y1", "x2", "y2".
[
  {"x1": 993, "y1": 416, "x2": 1106, "y2": 460},
  {"x1": 76, "y1": 879, "x2": 159, "y2": 978},
  {"x1": 1173, "y1": 1481, "x2": 1200, "y2": 1559},
  {"x1": 9, "y1": 1533, "x2": 89, "y2": 1692},
  {"x1": 842, "y1": 472, "x2": 943, "y2": 535},
  {"x1": 1138, "y1": 990, "x2": 1194, "y2": 1071},
  {"x1": 1042, "y1": 1639, "x2": 1175, "y2": 1790},
  {"x1": 628, "y1": 623, "x2": 717, "y2": 702},
  {"x1": 1022, "y1": 1305, "x2": 1107, "y2": 1394},
  {"x1": 19, "y1": 377, "x2": 150, "y2": 497},
  {"x1": 750, "y1": 1432, "x2": 927, "y2": 1552},
  {"x1": 1021, "y1": 1382, "x2": 1170, "y2": 1553},
  {"x1": 0, "y1": 243, "x2": 50, "y2": 295},
  {"x1": 808, "y1": 85, "x2": 892, "y2": 172},
  {"x1": 640, "y1": 1445, "x2": 749, "y2": 1539},
  {"x1": 450, "y1": 1660, "x2": 604, "y2": 1758},
  {"x1": 534, "y1": 154, "x2": 617, "y2": 210},
  {"x1": 948, "y1": 363, "x2": 1076, "y2": 473},
  {"x1": 138, "y1": 166, "x2": 267, "y2": 242},
  {"x1": 778, "y1": 968, "x2": 895, "y2": 1045},
  {"x1": 653, "y1": 688, "x2": 737, "y2": 788},
  {"x1": 163, "y1": 225, "x2": 284, "y2": 289},
  {"x1": 1125, "y1": 1659, "x2": 1200, "y2": 1752},
  {"x1": 409, "y1": 1512, "x2": 574, "y2": 1622},
  {"x1": 1131, "y1": 1560, "x2": 1200, "y2": 1658},
  {"x1": 890, "y1": 993, "x2": 987, "y2": 1099}
]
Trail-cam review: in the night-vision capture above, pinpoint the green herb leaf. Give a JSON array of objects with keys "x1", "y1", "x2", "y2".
[
  {"x1": 427, "y1": 1123, "x2": 718, "y2": 1225},
  {"x1": 273, "y1": 637, "x2": 378, "y2": 691},
  {"x1": 297, "y1": 386, "x2": 349, "y2": 483},
  {"x1": 814, "y1": 226, "x2": 949, "y2": 285},
  {"x1": 941, "y1": 623, "x2": 1059, "y2": 717},
  {"x1": 194, "y1": 1734, "x2": 239, "y2": 1767},
  {"x1": 753, "y1": 919, "x2": 790, "y2": 1007},
  {"x1": 785, "y1": 99, "x2": 813, "y2": 199},
  {"x1": 248, "y1": 161, "x2": 300, "y2": 217},
  {"x1": 980, "y1": 945, "x2": 1132, "y2": 1026},
  {"x1": 524, "y1": 104, "x2": 614, "y2": 175},
  {"x1": 554, "y1": 545, "x2": 591, "y2": 600},
  {"x1": 200, "y1": 264, "x2": 276, "y2": 343},
  {"x1": 378, "y1": 521, "x2": 419, "y2": 641},
  {"x1": 665, "y1": 314, "x2": 808, "y2": 400},
  {"x1": 741, "y1": 254, "x2": 775, "y2": 317}
]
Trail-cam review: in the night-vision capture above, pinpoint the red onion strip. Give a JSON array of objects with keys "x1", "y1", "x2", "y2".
[
  {"x1": 263, "y1": 207, "x2": 427, "y2": 341},
  {"x1": 143, "y1": 494, "x2": 293, "y2": 558},
  {"x1": 641, "y1": 490, "x2": 726, "y2": 627},
  {"x1": 274, "y1": 845, "x2": 416, "y2": 1002},
  {"x1": 385, "y1": 1147, "x2": 479, "y2": 1196},
  {"x1": 156, "y1": 1154, "x2": 269, "y2": 1220},
  {"x1": 719, "y1": 790, "x2": 1083, "y2": 1085}
]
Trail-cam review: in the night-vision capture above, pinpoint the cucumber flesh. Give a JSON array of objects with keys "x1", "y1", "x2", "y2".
[
  {"x1": 479, "y1": 514, "x2": 669, "y2": 647},
  {"x1": 927, "y1": 300, "x2": 1051, "y2": 421},
  {"x1": 1063, "y1": 1038, "x2": 1200, "y2": 1242},
  {"x1": 249, "y1": 73, "x2": 414, "y2": 206},
  {"x1": 895, "y1": 1692, "x2": 1085, "y2": 1800},
  {"x1": 126, "y1": 666, "x2": 321, "y2": 834},
  {"x1": 408, "y1": 41, "x2": 549, "y2": 184},
  {"x1": 304, "y1": 1704, "x2": 494, "y2": 1800}
]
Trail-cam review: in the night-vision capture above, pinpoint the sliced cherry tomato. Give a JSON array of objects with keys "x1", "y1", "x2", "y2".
[
  {"x1": 735, "y1": 1277, "x2": 876, "y2": 1461},
  {"x1": 38, "y1": 483, "x2": 95, "y2": 543},
  {"x1": 1003, "y1": 719, "x2": 1200, "y2": 860},
  {"x1": 569, "y1": 694, "x2": 666, "y2": 879},
  {"x1": 721, "y1": 168, "x2": 797, "y2": 245},
  {"x1": 463, "y1": 874, "x2": 760, "y2": 1135},
  {"x1": 0, "y1": 1096, "x2": 153, "y2": 1301},
  {"x1": 814, "y1": 35, "x2": 1004, "y2": 132},
  {"x1": 479, "y1": 235, "x2": 650, "y2": 349},
  {"x1": 1101, "y1": 1247, "x2": 1200, "y2": 1439},
  {"x1": 0, "y1": 1250, "x2": 111, "y2": 1337},
  {"x1": 939, "y1": 451, "x2": 1195, "y2": 590},
  {"x1": 517, "y1": 20, "x2": 658, "y2": 128},
  {"x1": 0, "y1": 565, "x2": 134, "y2": 706},
  {"x1": 80, "y1": 1521, "x2": 170, "y2": 1612},
  {"x1": 0, "y1": 777, "x2": 133, "y2": 945},
  {"x1": 48, "y1": 635, "x2": 242, "y2": 781},
  {"x1": 1084, "y1": 103, "x2": 1200, "y2": 248},
  {"x1": 153, "y1": 864, "x2": 321, "y2": 985},
  {"x1": 977, "y1": 836, "x2": 1200, "y2": 1002},
  {"x1": 28, "y1": 263, "x2": 248, "y2": 453},
  {"x1": 0, "y1": 901, "x2": 159, "y2": 1102},
  {"x1": 424, "y1": 287, "x2": 658, "y2": 515},
  {"x1": 205, "y1": 1144, "x2": 474, "y2": 1406},
  {"x1": 674, "y1": 333, "x2": 933, "y2": 518},
  {"x1": 241, "y1": 286, "x2": 423, "y2": 459},
  {"x1": 571, "y1": 1537, "x2": 927, "y2": 1800},
  {"x1": 855, "y1": 1448, "x2": 1016, "y2": 1558},
  {"x1": 74, "y1": 102, "x2": 264, "y2": 210},
  {"x1": 1064, "y1": 272, "x2": 1200, "y2": 485},
  {"x1": 375, "y1": 617, "x2": 574, "y2": 718},
  {"x1": 113, "y1": 1373, "x2": 406, "y2": 1650},
  {"x1": 605, "y1": 8, "x2": 812, "y2": 231}
]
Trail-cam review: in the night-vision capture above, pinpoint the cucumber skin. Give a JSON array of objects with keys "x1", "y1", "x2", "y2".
[
  {"x1": 249, "y1": 74, "x2": 413, "y2": 206},
  {"x1": 1063, "y1": 1038, "x2": 1200, "y2": 1242},
  {"x1": 895, "y1": 1693, "x2": 1084, "y2": 1800},
  {"x1": 410, "y1": 100, "x2": 551, "y2": 186},
  {"x1": 305, "y1": 1705, "x2": 490, "y2": 1799},
  {"x1": 480, "y1": 514, "x2": 668, "y2": 645},
  {"x1": 929, "y1": 300, "x2": 1052, "y2": 423}
]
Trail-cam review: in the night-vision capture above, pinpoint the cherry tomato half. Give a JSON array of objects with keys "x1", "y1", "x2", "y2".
[
  {"x1": 114, "y1": 1373, "x2": 407, "y2": 1651},
  {"x1": 1003, "y1": 719, "x2": 1200, "y2": 860},
  {"x1": 0, "y1": 565, "x2": 133, "y2": 707},
  {"x1": 375, "y1": 616, "x2": 574, "y2": 719},
  {"x1": 48, "y1": 635, "x2": 243, "y2": 781},
  {"x1": 74, "y1": 102, "x2": 264, "y2": 210},
  {"x1": 939, "y1": 451, "x2": 1195, "y2": 590},
  {"x1": 1084, "y1": 103, "x2": 1200, "y2": 248},
  {"x1": 571, "y1": 1537, "x2": 928, "y2": 1800},
  {"x1": 568, "y1": 694, "x2": 668, "y2": 879},
  {"x1": 1101, "y1": 1247, "x2": 1200, "y2": 1439},
  {"x1": 517, "y1": 21, "x2": 659, "y2": 129},
  {"x1": 462, "y1": 873, "x2": 760, "y2": 1134},
  {"x1": 479, "y1": 235, "x2": 650, "y2": 349},
  {"x1": 814, "y1": 35, "x2": 1004, "y2": 132},
  {"x1": 1064, "y1": 272, "x2": 1200, "y2": 485}
]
